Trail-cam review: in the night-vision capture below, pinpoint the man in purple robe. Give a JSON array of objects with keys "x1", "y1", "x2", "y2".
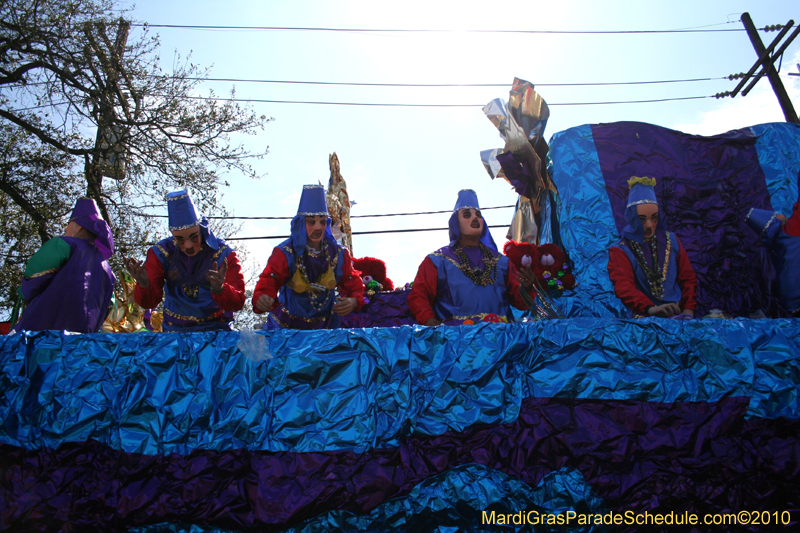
[{"x1": 10, "y1": 198, "x2": 116, "y2": 333}]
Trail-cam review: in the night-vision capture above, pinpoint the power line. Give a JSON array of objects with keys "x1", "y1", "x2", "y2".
[
  {"x1": 225, "y1": 225, "x2": 511, "y2": 241},
  {"x1": 134, "y1": 23, "x2": 745, "y2": 34},
  {"x1": 191, "y1": 76, "x2": 725, "y2": 88},
  {"x1": 552, "y1": 96, "x2": 710, "y2": 106},
  {"x1": 9, "y1": 73, "x2": 800, "y2": 92},
  {"x1": 181, "y1": 95, "x2": 712, "y2": 107},
  {"x1": 6, "y1": 95, "x2": 713, "y2": 111},
  {"x1": 350, "y1": 205, "x2": 514, "y2": 218},
  {"x1": 3, "y1": 75, "x2": 763, "y2": 88},
  {"x1": 137, "y1": 204, "x2": 516, "y2": 220}
]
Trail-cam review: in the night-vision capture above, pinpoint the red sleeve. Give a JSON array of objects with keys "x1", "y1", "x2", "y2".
[
  {"x1": 783, "y1": 196, "x2": 800, "y2": 237},
  {"x1": 506, "y1": 260, "x2": 536, "y2": 311},
  {"x1": 407, "y1": 256, "x2": 439, "y2": 324},
  {"x1": 133, "y1": 248, "x2": 166, "y2": 309},
  {"x1": 676, "y1": 238, "x2": 698, "y2": 311},
  {"x1": 607, "y1": 246, "x2": 655, "y2": 316},
  {"x1": 338, "y1": 250, "x2": 366, "y2": 310},
  {"x1": 252, "y1": 248, "x2": 291, "y2": 314},
  {"x1": 211, "y1": 251, "x2": 246, "y2": 312}
]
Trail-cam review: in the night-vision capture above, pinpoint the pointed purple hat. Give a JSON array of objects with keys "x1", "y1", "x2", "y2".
[{"x1": 70, "y1": 198, "x2": 114, "y2": 259}]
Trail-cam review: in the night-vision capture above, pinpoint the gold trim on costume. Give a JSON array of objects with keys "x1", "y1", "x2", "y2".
[
  {"x1": 212, "y1": 246, "x2": 228, "y2": 260},
  {"x1": 626, "y1": 199, "x2": 658, "y2": 208},
  {"x1": 624, "y1": 234, "x2": 672, "y2": 301},
  {"x1": 25, "y1": 267, "x2": 60, "y2": 279},
  {"x1": 661, "y1": 236, "x2": 672, "y2": 283},
  {"x1": 761, "y1": 213, "x2": 778, "y2": 240},
  {"x1": 271, "y1": 307, "x2": 329, "y2": 327},
  {"x1": 430, "y1": 252, "x2": 461, "y2": 269},
  {"x1": 164, "y1": 308, "x2": 225, "y2": 323},
  {"x1": 155, "y1": 244, "x2": 171, "y2": 259},
  {"x1": 169, "y1": 217, "x2": 203, "y2": 232},
  {"x1": 627, "y1": 176, "x2": 657, "y2": 188},
  {"x1": 448, "y1": 313, "x2": 494, "y2": 321},
  {"x1": 430, "y1": 247, "x2": 499, "y2": 286},
  {"x1": 744, "y1": 208, "x2": 779, "y2": 240},
  {"x1": 166, "y1": 191, "x2": 190, "y2": 201}
]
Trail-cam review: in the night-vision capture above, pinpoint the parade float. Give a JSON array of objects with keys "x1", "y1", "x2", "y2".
[{"x1": 2, "y1": 80, "x2": 799, "y2": 532}]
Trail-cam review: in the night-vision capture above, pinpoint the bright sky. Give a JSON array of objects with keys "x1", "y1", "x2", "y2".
[{"x1": 119, "y1": 0, "x2": 800, "y2": 287}]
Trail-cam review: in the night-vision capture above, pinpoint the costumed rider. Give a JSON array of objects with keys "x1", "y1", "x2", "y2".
[
  {"x1": 252, "y1": 184, "x2": 365, "y2": 329},
  {"x1": 11, "y1": 198, "x2": 116, "y2": 333},
  {"x1": 125, "y1": 190, "x2": 246, "y2": 331},
  {"x1": 607, "y1": 177, "x2": 697, "y2": 318},
  {"x1": 744, "y1": 172, "x2": 800, "y2": 317},
  {"x1": 407, "y1": 189, "x2": 537, "y2": 326}
]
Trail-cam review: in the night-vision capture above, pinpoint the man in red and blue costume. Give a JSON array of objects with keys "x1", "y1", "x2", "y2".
[
  {"x1": 252, "y1": 184, "x2": 365, "y2": 330},
  {"x1": 11, "y1": 198, "x2": 116, "y2": 333},
  {"x1": 607, "y1": 177, "x2": 697, "y2": 318},
  {"x1": 408, "y1": 189, "x2": 537, "y2": 326},
  {"x1": 745, "y1": 172, "x2": 800, "y2": 317},
  {"x1": 125, "y1": 190, "x2": 245, "y2": 331}
]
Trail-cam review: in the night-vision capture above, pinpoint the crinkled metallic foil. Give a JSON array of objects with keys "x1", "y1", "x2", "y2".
[
  {"x1": 2, "y1": 320, "x2": 798, "y2": 457},
  {"x1": 2, "y1": 321, "x2": 799, "y2": 531}
]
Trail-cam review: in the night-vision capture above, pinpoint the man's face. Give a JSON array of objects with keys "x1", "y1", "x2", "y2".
[
  {"x1": 458, "y1": 208, "x2": 484, "y2": 237},
  {"x1": 172, "y1": 226, "x2": 202, "y2": 256},
  {"x1": 64, "y1": 220, "x2": 78, "y2": 238},
  {"x1": 305, "y1": 215, "x2": 327, "y2": 245},
  {"x1": 637, "y1": 203, "x2": 659, "y2": 239}
]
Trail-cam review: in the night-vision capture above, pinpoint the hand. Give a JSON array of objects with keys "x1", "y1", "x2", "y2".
[
  {"x1": 332, "y1": 296, "x2": 357, "y2": 316},
  {"x1": 255, "y1": 294, "x2": 276, "y2": 313},
  {"x1": 205, "y1": 258, "x2": 228, "y2": 293},
  {"x1": 124, "y1": 256, "x2": 150, "y2": 289},
  {"x1": 516, "y1": 266, "x2": 536, "y2": 290},
  {"x1": 681, "y1": 308, "x2": 694, "y2": 318},
  {"x1": 647, "y1": 303, "x2": 681, "y2": 318},
  {"x1": 424, "y1": 318, "x2": 441, "y2": 327}
]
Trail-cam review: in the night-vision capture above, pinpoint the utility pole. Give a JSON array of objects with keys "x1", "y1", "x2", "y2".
[{"x1": 738, "y1": 13, "x2": 799, "y2": 124}]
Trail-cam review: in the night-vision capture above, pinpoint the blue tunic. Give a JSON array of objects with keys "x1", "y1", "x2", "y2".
[
  {"x1": 265, "y1": 239, "x2": 347, "y2": 330},
  {"x1": 151, "y1": 237, "x2": 235, "y2": 332},
  {"x1": 758, "y1": 217, "x2": 800, "y2": 315},
  {"x1": 427, "y1": 245, "x2": 513, "y2": 325},
  {"x1": 613, "y1": 231, "x2": 682, "y2": 318}
]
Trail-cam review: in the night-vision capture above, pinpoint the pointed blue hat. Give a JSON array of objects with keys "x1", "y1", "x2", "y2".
[
  {"x1": 290, "y1": 184, "x2": 336, "y2": 256},
  {"x1": 622, "y1": 177, "x2": 664, "y2": 243},
  {"x1": 745, "y1": 207, "x2": 782, "y2": 245},
  {"x1": 297, "y1": 184, "x2": 329, "y2": 216},
  {"x1": 166, "y1": 190, "x2": 223, "y2": 250},
  {"x1": 448, "y1": 189, "x2": 498, "y2": 251}
]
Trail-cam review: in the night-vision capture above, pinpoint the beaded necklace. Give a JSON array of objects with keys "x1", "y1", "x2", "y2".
[
  {"x1": 453, "y1": 243, "x2": 498, "y2": 286},
  {"x1": 626, "y1": 237, "x2": 671, "y2": 301},
  {"x1": 295, "y1": 243, "x2": 334, "y2": 311}
]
